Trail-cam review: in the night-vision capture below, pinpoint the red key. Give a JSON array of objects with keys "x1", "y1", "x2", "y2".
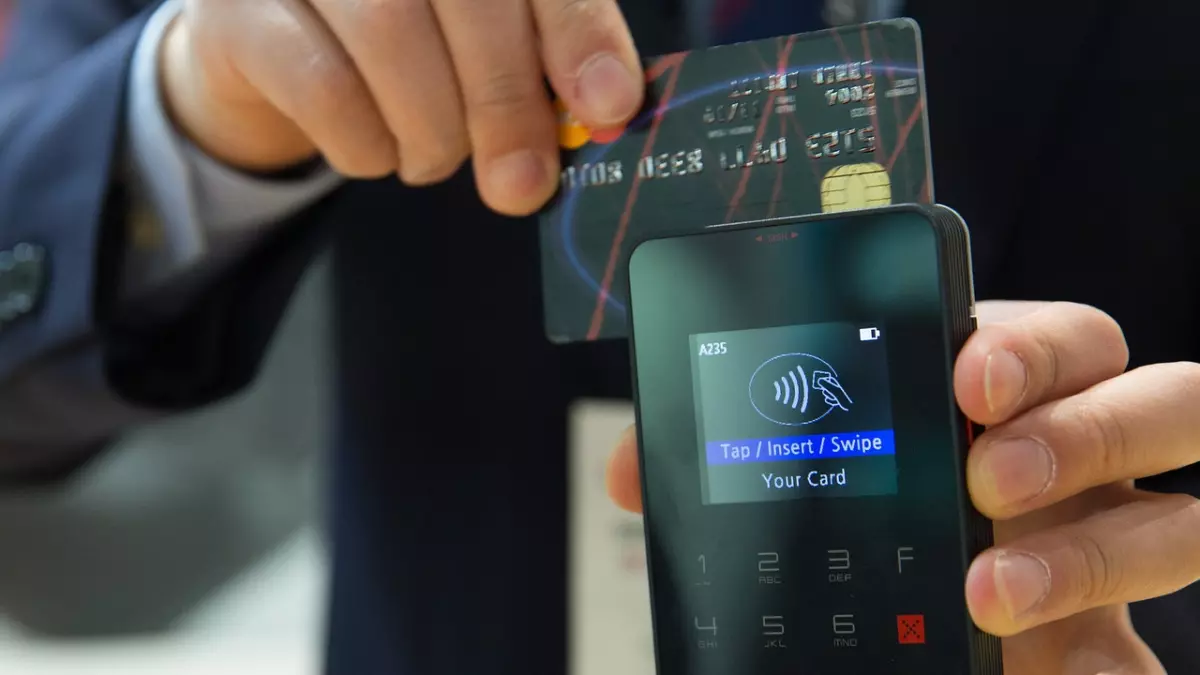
[{"x1": 897, "y1": 614, "x2": 925, "y2": 644}]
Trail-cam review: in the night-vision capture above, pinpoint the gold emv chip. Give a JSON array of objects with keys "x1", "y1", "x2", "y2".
[{"x1": 820, "y1": 162, "x2": 892, "y2": 213}]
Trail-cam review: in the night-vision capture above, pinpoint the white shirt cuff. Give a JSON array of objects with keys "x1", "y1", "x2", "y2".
[{"x1": 123, "y1": 0, "x2": 343, "y2": 298}]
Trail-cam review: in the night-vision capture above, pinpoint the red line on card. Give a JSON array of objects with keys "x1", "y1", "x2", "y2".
[
  {"x1": 878, "y1": 36, "x2": 926, "y2": 199},
  {"x1": 886, "y1": 100, "x2": 923, "y2": 173},
  {"x1": 767, "y1": 116, "x2": 787, "y2": 218},
  {"x1": 586, "y1": 55, "x2": 687, "y2": 341},
  {"x1": 830, "y1": 28, "x2": 853, "y2": 65},
  {"x1": 781, "y1": 107, "x2": 822, "y2": 185},
  {"x1": 768, "y1": 115, "x2": 787, "y2": 213},
  {"x1": 877, "y1": 29, "x2": 899, "y2": 88},
  {"x1": 859, "y1": 25, "x2": 886, "y2": 163},
  {"x1": 724, "y1": 34, "x2": 797, "y2": 222},
  {"x1": 757, "y1": 40, "x2": 794, "y2": 219},
  {"x1": 877, "y1": 33, "x2": 904, "y2": 123},
  {"x1": 748, "y1": 38, "x2": 775, "y2": 73},
  {"x1": 757, "y1": 42, "x2": 822, "y2": 191},
  {"x1": 645, "y1": 53, "x2": 682, "y2": 82}
]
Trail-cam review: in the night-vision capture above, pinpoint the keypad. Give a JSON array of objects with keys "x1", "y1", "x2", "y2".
[{"x1": 674, "y1": 539, "x2": 960, "y2": 674}]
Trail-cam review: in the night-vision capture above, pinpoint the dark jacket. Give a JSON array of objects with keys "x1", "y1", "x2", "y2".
[{"x1": 0, "y1": 0, "x2": 1197, "y2": 672}]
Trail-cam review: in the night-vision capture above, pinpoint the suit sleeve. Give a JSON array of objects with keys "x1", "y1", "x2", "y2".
[{"x1": 0, "y1": 0, "x2": 334, "y2": 481}]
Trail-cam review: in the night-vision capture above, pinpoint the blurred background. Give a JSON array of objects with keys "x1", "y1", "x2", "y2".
[
  {"x1": 0, "y1": 260, "x2": 649, "y2": 675},
  {"x1": 0, "y1": 254, "x2": 333, "y2": 674},
  {"x1": 0, "y1": 3, "x2": 650, "y2": 673}
]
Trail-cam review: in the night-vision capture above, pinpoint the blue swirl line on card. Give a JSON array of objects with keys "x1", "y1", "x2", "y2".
[{"x1": 554, "y1": 65, "x2": 919, "y2": 317}]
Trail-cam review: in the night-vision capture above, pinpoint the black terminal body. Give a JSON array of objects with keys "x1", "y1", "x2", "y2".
[{"x1": 626, "y1": 204, "x2": 1001, "y2": 675}]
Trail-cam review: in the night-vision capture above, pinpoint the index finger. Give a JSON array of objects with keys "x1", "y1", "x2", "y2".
[
  {"x1": 531, "y1": 0, "x2": 644, "y2": 129},
  {"x1": 954, "y1": 301, "x2": 1129, "y2": 426},
  {"x1": 434, "y1": 0, "x2": 559, "y2": 215}
]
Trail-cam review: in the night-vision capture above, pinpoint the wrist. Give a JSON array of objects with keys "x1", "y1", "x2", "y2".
[{"x1": 157, "y1": 16, "x2": 319, "y2": 173}]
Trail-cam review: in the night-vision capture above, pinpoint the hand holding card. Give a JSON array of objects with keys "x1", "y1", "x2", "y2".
[{"x1": 537, "y1": 19, "x2": 934, "y2": 343}]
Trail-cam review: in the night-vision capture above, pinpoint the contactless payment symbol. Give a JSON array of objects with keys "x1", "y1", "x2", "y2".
[
  {"x1": 897, "y1": 614, "x2": 925, "y2": 644},
  {"x1": 748, "y1": 353, "x2": 853, "y2": 427},
  {"x1": 820, "y1": 162, "x2": 893, "y2": 213},
  {"x1": 555, "y1": 98, "x2": 625, "y2": 149}
]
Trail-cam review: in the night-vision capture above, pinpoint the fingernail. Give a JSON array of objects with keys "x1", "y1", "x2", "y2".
[
  {"x1": 984, "y1": 349, "x2": 1027, "y2": 415},
  {"x1": 485, "y1": 149, "x2": 549, "y2": 201},
  {"x1": 576, "y1": 53, "x2": 640, "y2": 125},
  {"x1": 993, "y1": 551, "x2": 1051, "y2": 620},
  {"x1": 980, "y1": 437, "x2": 1054, "y2": 506}
]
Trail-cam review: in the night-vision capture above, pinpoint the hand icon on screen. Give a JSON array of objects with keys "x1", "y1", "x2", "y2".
[
  {"x1": 750, "y1": 353, "x2": 854, "y2": 427},
  {"x1": 812, "y1": 370, "x2": 853, "y2": 411}
]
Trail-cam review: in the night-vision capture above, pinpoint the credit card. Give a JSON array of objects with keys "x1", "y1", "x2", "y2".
[{"x1": 538, "y1": 19, "x2": 933, "y2": 344}]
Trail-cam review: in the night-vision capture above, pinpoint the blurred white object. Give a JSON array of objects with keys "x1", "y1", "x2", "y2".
[
  {"x1": 0, "y1": 255, "x2": 650, "y2": 673},
  {"x1": 569, "y1": 400, "x2": 655, "y2": 675},
  {"x1": 0, "y1": 526, "x2": 326, "y2": 674}
]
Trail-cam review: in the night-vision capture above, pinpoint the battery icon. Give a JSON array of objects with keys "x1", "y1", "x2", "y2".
[{"x1": 860, "y1": 327, "x2": 881, "y2": 341}]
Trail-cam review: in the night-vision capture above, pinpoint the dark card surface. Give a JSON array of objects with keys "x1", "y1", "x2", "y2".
[{"x1": 538, "y1": 19, "x2": 933, "y2": 344}]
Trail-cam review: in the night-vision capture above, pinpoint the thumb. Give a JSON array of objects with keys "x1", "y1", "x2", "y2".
[{"x1": 606, "y1": 425, "x2": 643, "y2": 513}]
